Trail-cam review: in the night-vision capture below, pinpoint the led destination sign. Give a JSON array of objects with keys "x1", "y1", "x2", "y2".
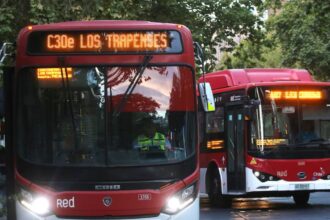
[
  {"x1": 27, "y1": 31, "x2": 182, "y2": 54},
  {"x1": 268, "y1": 90, "x2": 323, "y2": 100},
  {"x1": 47, "y1": 33, "x2": 167, "y2": 50},
  {"x1": 37, "y1": 68, "x2": 72, "y2": 79}
]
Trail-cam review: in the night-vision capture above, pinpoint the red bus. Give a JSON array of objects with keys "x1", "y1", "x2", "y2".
[
  {"x1": 4, "y1": 20, "x2": 199, "y2": 219},
  {"x1": 198, "y1": 68, "x2": 330, "y2": 206}
]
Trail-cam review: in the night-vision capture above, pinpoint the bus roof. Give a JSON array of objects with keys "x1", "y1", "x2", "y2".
[
  {"x1": 21, "y1": 20, "x2": 187, "y2": 32},
  {"x1": 200, "y1": 68, "x2": 330, "y2": 91}
]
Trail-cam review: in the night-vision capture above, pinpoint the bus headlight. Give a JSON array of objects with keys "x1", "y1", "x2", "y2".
[
  {"x1": 19, "y1": 188, "x2": 51, "y2": 216},
  {"x1": 253, "y1": 170, "x2": 280, "y2": 182},
  {"x1": 163, "y1": 183, "x2": 197, "y2": 214}
]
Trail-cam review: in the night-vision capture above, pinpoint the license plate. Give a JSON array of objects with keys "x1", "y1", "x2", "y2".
[{"x1": 295, "y1": 184, "x2": 310, "y2": 190}]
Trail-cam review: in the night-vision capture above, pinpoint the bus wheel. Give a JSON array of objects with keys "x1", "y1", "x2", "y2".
[
  {"x1": 293, "y1": 192, "x2": 310, "y2": 206},
  {"x1": 208, "y1": 169, "x2": 231, "y2": 208}
]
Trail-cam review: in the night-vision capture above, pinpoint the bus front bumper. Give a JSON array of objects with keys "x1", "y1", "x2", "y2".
[
  {"x1": 16, "y1": 196, "x2": 199, "y2": 220},
  {"x1": 246, "y1": 168, "x2": 330, "y2": 193}
]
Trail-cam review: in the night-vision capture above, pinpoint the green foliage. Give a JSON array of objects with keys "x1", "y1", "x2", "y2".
[
  {"x1": 217, "y1": 0, "x2": 330, "y2": 81},
  {"x1": 216, "y1": 34, "x2": 284, "y2": 70},
  {"x1": 0, "y1": 4, "x2": 15, "y2": 42},
  {"x1": 0, "y1": 0, "x2": 265, "y2": 73},
  {"x1": 259, "y1": 0, "x2": 282, "y2": 14},
  {"x1": 1, "y1": 0, "x2": 328, "y2": 81},
  {"x1": 269, "y1": 0, "x2": 330, "y2": 80},
  {"x1": 184, "y1": 0, "x2": 265, "y2": 71}
]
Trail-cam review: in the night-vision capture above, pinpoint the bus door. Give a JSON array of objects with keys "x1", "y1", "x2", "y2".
[{"x1": 226, "y1": 105, "x2": 246, "y2": 193}]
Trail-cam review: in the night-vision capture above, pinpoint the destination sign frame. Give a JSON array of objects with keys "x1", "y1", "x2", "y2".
[{"x1": 27, "y1": 30, "x2": 183, "y2": 55}]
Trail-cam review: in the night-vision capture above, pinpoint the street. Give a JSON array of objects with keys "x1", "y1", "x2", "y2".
[{"x1": 200, "y1": 192, "x2": 330, "y2": 220}]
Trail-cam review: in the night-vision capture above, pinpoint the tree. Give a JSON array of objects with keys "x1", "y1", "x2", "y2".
[
  {"x1": 269, "y1": 0, "x2": 330, "y2": 80},
  {"x1": 0, "y1": 1, "x2": 16, "y2": 43},
  {"x1": 0, "y1": 0, "x2": 265, "y2": 73},
  {"x1": 183, "y1": 0, "x2": 265, "y2": 72},
  {"x1": 216, "y1": 34, "x2": 284, "y2": 70}
]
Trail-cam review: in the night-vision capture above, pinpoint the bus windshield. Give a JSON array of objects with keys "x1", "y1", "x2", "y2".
[
  {"x1": 249, "y1": 87, "x2": 330, "y2": 159},
  {"x1": 16, "y1": 65, "x2": 196, "y2": 166}
]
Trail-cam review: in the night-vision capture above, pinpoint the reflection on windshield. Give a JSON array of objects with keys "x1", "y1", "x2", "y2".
[{"x1": 16, "y1": 66, "x2": 196, "y2": 167}]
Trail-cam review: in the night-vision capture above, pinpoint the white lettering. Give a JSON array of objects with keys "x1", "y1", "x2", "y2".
[
  {"x1": 313, "y1": 172, "x2": 323, "y2": 177},
  {"x1": 57, "y1": 196, "x2": 75, "y2": 208},
  {"x1": 277, "y1": 170, "x2": 288, "y2": 177},
  {"x1": 56, "y1": 199, "x2": 62, "y2": 208},
  {"x1": 95, "y1": 185, "x2": 121, "y2": 190},
  {"x1": 138, "y1": 193, "x2": 152, "y2": 200}
]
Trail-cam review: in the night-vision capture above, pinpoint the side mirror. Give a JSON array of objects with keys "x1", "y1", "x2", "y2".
[
  {"x1": 0, "y1": 43, "x2": 14, "y2": 65},
  {"x1": 199, "y1": 82, "x2": 215, "y2": 112}
]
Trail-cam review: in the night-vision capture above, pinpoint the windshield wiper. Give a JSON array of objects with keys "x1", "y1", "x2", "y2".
[
  {"x1": 252, "y1": 144, "x2": 291, "y2": 156},
  {"x1": 113, "y1": 55, "x2": 153, "y2": 116}
]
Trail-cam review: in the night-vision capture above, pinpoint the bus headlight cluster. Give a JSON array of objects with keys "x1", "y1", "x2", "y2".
[
  {"x1": 163, "y1": 183, "x2": 197, "y2": 214},
  {"x1": 321, "y1": 174, "x2": 330, "y2": 180},
  {"x1": 253, "y1": 170, "x2": 280, "y2": 182},
  {"x1": 19, "y1": 188, "x2": 51, "y2": 216}
]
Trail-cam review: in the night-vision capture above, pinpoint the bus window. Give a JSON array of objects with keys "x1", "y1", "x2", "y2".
[
  {"x1": 206, "y1": 107, "x2": 224, "y2": 133},
  {"x1": 17, "y1": 66, "x2": 195, "y2": 166},
  {"x1": 321, "y1": 121, "x2": 330, "y2": 141}
]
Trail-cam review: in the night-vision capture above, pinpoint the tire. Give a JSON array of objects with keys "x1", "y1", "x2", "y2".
[
  {"x1": 293, "y1": 192, "x2": 310, "y2": 206},
  {"x1": 207, "y1": 168, "x2": 231, "y2": 208}
]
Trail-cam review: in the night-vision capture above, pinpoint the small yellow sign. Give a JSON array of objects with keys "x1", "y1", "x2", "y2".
[
  {"x1": 37, "y1": 68, "x2": 73, "y2": 79},
  {"x1": 207, "y1": 140, "x2": 224, "y2": 150},
  {"x1": 256, "y1": 138, "x2": 288, "y2": 146},
  {"x1": 250, "y1": 157, "x2": 257, "y2": 165}
]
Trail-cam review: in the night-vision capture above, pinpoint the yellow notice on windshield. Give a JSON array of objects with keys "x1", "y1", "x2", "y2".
[
  {"x1": 37, "y1": 68, "x2": 73, "y2": 79},
  {"x1": 256, "y1": 138, "x2": 288, "y2": 146}
]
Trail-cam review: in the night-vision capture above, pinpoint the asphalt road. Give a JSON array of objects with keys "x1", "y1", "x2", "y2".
[{"x1": 200, "y1": 192, "x2": 330, "y2": 220}]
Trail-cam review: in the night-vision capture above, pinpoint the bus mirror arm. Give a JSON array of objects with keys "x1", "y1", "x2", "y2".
[
  {"x1": 249, "y1": 99, "x2": 261, "y2": 106},
  {"x1": 194, "y1": 42, "x2": 215, "y2": 112},
  {"x1": 244, "y1": 100, "x2": 260, "y2": 120}
]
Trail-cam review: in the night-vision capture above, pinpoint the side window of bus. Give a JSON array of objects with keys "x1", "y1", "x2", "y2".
[
  {"x1": 206, "y1": 107, "x2": 224, "y2": 134},
  {"x1": 203, "y1": 107, "x2": 225, "y2": 151}
]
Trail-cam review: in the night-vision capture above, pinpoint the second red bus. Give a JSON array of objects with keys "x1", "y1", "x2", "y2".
[{"x1": 199, "y1": 68, "x2": 330, "y2": 206}]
